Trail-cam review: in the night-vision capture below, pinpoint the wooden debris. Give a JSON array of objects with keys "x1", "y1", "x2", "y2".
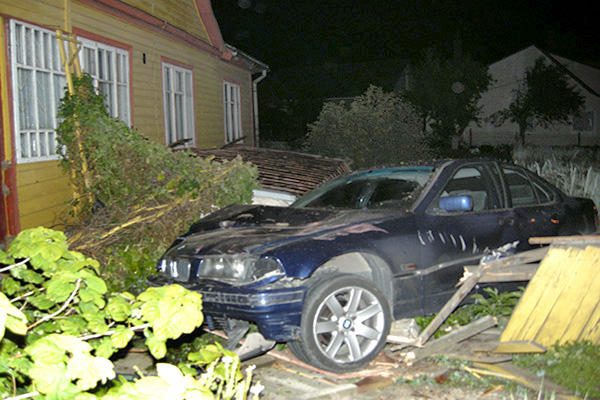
[
  {"x1": 416, "y1": 273, "x2": 482, "y2": 346},
  {"x1": 529, "y1": 234, "x2": 600, "y2": 246},
  {"x1": 469, "y1": 362, "x2": 578, "y2": 400},
  {"x1": 494, "y1": 340, "x2": 546, "y2": 354},
  {"x1": 464, "y1": 263, "x2": 539, "y2": 283},
  {"x1": 401, "y1": 316, "x2": 497, "y2": 361},
  {"x1": 500, "y1": 246, "x2": 600, "y2": 347}
]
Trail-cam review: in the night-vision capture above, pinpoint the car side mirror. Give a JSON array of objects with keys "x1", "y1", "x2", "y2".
[{"x1": 439, "y1": 195, "x2": 473, "y2": 212}]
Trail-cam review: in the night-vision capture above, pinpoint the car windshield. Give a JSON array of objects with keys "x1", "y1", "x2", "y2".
[{"x1": 292, "y1": 167, "x2": 434, "y2": 210}]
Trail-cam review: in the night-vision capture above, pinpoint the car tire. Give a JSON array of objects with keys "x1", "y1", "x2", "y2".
[{"x1": 289, "y1": 274, "x2": 391, "y2": 373}]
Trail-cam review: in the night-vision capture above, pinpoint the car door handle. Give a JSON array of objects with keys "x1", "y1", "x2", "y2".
[{"x1": 498, "y1": 216, "x2": 515, "y2": 226}]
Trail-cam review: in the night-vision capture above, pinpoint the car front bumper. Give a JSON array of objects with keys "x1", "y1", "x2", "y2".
[{"x1": 147, "y1": 275, "x2": 306, "y2": 342}]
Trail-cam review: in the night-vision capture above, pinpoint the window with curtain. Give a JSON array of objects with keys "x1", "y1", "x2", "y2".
[{"x1": 162, "y1": 62, "x2": 194, "y2": 146}]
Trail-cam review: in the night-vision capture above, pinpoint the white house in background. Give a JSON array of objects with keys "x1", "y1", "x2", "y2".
[{"x1": 464, "y1": 45, "x2": 600, "y2": 147}]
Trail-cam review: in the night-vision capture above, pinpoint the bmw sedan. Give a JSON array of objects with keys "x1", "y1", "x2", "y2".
[{"x1": 149, "y1": 159, "x2": 597, "y2": 372}]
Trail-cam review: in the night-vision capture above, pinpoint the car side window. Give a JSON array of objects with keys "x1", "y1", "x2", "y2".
[
  {"x1": 365, "y1": 179, "x2": 418, "y2": 209},
  {"x1": 431, "y1": 166, "x2": 493, "y2": 213},
  {"x1": 503, "y1": 167, "x2": 546, "y2": 207}
]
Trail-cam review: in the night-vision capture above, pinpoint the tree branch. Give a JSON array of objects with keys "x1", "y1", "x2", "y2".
[
  {"x1": 78, "y1": 323, "x2": 150, "y2": 341},
  {"x1": 27, "y1": 279, "x2": 82, "y2": 330},
  {"x1": 0, "y1": 258, "x2": 31, "y2": 273}
]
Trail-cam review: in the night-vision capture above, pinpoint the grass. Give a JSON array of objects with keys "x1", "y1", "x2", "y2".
[{"x1": 514, "y1": 341, "x2": 600, "y2": 399}]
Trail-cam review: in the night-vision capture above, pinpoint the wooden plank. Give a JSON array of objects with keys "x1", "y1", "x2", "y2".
[
  {"x1": 500, "y1": 246, "x2": 600, "y2": 347},
  {"x1": 416, "y1": 272, "x2": 482, "y2": 346},
  {"x1": 536, "y1": 246, "x2": 600, "y2": 345},
  {"x1": 411, "y1": 316, "x2": 498, "y2": 360},
  {"x1": 500, "y1": 248, "x2": 573, "y2": 342},
  {"x1": 471, "y1": 362, "x2": 578, "y2": 399},
  {"x1": 529, "y1": 235, "x2": 600, "y2": 245},
  {"x1": 494, "y1": 340, "x2": 546, "y2": 354},
  {"x1": 465, "y1": 263, "x2": 539, "y2": 283}
]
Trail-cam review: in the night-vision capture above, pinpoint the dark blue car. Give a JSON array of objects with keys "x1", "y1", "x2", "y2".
[{"x1": 150, "y1": 159, "x2": 597, "y2": 372}]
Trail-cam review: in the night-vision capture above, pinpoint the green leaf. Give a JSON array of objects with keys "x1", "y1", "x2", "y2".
[
  {"x1": 25, "y1": 339, "x2": 68, "y2": 365},
  {"x1": 1, "y1": 276, "x2": 20, "y2": 296},
  {"x1": 78, "y1": 301, "x2": 99, "y2": 315},
  {"x1": 111, "y1": 326, "x2": 134, "y2": 349},
  {"x1": 80, "y1": 271, "x2": 107, "y2": 294},
  {"x1": 106, "y1": 296, "x2": 132, "y2": 322},
  {"x1": 58, "y1": 316, "x2": 87, "y2": 335},
  {"x1": 188, "y1": 344, "x2": 222, "y2": 365},
  {"x1": 145, "y1": 333, "x2": 166, "y2": 359},
  {"x1": 66, "y1": 353, "x2": 115, "y2": 391},
  {"x1": 46, "y1": 277, "x2": 76, "y2": 303},
  {"x1": 93, "y1": 337, "x2": 115, "y2": 359},
  {"x1": 85, "y1": 315, "x2": 109, "y2": 334},
  {"x1": 17, "y1": 269, "x2": 45, "y2": 284},
  {"x1": 29, "y1": 294, "x2": 56, "y2": 310},
  {"x1": 29, "y1": 362, "x2": 71, "y2": 395}
]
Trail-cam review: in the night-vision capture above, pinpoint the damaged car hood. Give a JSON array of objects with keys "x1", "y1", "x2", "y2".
[{"x1": 176, "y1": 205, "x2": 407, "y2": 256}]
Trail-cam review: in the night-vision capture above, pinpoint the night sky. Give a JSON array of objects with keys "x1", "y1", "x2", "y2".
[{"x1": 214, "y1": 0, "x2": 599, "y2": 69}]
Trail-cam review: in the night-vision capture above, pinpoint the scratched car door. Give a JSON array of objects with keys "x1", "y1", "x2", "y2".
[{"x1": 416, "y1": 163, "x2": 517, "y2": 313}]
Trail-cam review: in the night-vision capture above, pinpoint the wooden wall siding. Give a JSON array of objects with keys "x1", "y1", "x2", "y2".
[
  {"x1": 16, "y1": 161, "x2": 71, "y2": 229},
  {"x1": 121, "y1": 0, "x2": 210, "y2": 43},
  {"x1": 1, "y1": 0, "x2": 256, "y2": 230}
]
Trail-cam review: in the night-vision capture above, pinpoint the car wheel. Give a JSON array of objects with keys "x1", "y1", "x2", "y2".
[{"x1": 290, "y1": 274, "x2": 391, "y2": 373}]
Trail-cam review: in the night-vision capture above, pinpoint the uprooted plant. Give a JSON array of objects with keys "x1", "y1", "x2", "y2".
[
  {"x1": 56, "y1": 75, "x2": 258, "y2": 291},
  {"x1": 0, "y1": 227, "x2": 261, "y2": 399}
]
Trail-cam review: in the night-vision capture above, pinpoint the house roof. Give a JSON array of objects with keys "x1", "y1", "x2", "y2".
[
  {"x1": 191, "y1": 146, "x2": 351, "y2": 196},
  {"x1": 490, "y1": 45, "x2": 600, "y2": 98}
]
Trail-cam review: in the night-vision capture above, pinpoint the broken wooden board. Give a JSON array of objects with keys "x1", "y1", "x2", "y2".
[
  {"x1": 494, "y1": 340, "x2": 546, "y2": 354},
  {"x1": 464, "y1": 263, "x2": 539, "y2": 283},
  {"x1": 529, "y1": 234, "x2": 600, "y2": 246},
  {"x1": 394, "y1": 316, "x2": 497, "y2": 361},
  {"x1": 471, "y1": 362, "x2": 578, "y2": 400},
  {"x1": 500, "y1": 245, "x2": 600, "y2": 347}
]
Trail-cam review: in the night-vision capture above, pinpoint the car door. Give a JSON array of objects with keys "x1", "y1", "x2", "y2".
[
  {"x1": 416, "y1": 162, "x2": 518, "y2": 313},
  {"x1": 500, "y1": 165, "x2": 564, "y2": 245}
]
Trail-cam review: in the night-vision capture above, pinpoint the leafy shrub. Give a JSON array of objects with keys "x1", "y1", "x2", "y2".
[
  {"x1": 0, "y1": 227, "x2": 260, "y2": 399},
  {"x1": 305, "y1": 85, "x2": 430, "y2": 168},
  {"x1": 57, "y1": 75, "x2": 258, "y2": 291}
]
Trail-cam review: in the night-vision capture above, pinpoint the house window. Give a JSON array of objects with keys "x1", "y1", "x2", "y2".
[
  {"x1": 10, "y1": 20, "x2": 131, "y2": 163},
  {"x1": 79, "y1": 37, "x2": 130, "y2": 125},
  {"x1": 223, "y1": 81, "x2": 242, "y2": 143},
  {"x1": 162, "y1": 63, "x2": 194, "y2": 146},
  {"x1": 573, "y1": 111, "x2": 594, "y2": 132},
  {"x1": 10, "y1": 20, "x2": 66, "y2": 162}
]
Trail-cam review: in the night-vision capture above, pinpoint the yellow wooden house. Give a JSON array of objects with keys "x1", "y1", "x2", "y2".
[{"x1": 0, "y1": 0, "x2": 268, "y2": 241}]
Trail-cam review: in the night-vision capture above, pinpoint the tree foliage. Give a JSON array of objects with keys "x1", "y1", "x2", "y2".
[
  {"x1": 0, "y1": 227, "x2": 260, "y2": 399},
  {"x1": 402, "y1": 50, "x2": 492, "y2": 152},
  {"x1": 305, "y1": 86, "x2": 429, "y2": 168},
  {"x1": 493, "y1": 57, "x2": 585, "y2": 144}
]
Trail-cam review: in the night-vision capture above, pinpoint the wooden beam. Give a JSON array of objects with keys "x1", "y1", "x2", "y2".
[
  {"x1": 494, "y1": 340, "x2": 547, "y2": 354},
  {"x1": 409, "y1": 316, "x2": 497, "y2": 360},
  {"x1": 416, "y1": 273, "x2": 482, "y2": 346},
  {"x1": 464, "y1": 263, "x2": 539, "y2": 283},
  {"x1": 529, "y1": 235, "x2": 600, "y2": 245}
]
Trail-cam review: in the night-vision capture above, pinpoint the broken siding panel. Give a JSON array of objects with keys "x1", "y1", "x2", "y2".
[
  {"x1": 120, "y1": 0, "x2": 210, "y2": 42},
  {"x1": 500, "y1": 246, "x2": 600, "y2": 347}
]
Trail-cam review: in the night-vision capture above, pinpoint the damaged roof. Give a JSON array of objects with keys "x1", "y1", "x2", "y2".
[{"x1": 192, "y1": 146, "x2": 351, "y2": 196}]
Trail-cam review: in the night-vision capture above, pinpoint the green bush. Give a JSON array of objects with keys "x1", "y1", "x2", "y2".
[
  {"x1": 305, "y1": 86, "x2": 430, "y2": 168},
  {"x1": 0, "y1": 227, "x2": 260, "y2": 399}
]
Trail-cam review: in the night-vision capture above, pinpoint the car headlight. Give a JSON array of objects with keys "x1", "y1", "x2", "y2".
[{"x1": 197, "y1": 255, "x2": 284, "y2": 284}]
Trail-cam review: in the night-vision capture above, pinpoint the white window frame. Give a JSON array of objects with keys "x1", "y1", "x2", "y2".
[
  {"x1": 223, "y1": 81, "x2": 242, "y2": 143},
  {"x1": 9, "y1": 20, "x2": 131, "y2": 163},
  {"x1": 162, "y1": 62, "x2": 195, "y2": 146},
  {"x1": 78, "y1": 37, "x2": 131, "y2": 125},
  {"x1": 10, "y1": 20, "x2": 66, "y2": 163}
]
